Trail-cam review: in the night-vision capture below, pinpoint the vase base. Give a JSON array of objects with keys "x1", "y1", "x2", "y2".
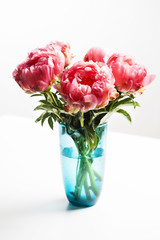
[
  {"x1": 69, "y1": 200, "x2": 94, "y2": 208},
  {"x1": 67, "y1": 194, "x2": 97, "y2": 208}
]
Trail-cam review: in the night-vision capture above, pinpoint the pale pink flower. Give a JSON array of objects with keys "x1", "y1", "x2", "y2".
[
  {"x1": 107, "y1": 53, "x2": 155, "y2": 93},
  {"x1": 59, "y1": 61, "x2": 116, "y2": 112},
  {"x1": 13, "y1": 47, "x2": 65, "y2": 93},
  {"x1": 84, "y1": 47, "x2": 107, "y2": 64},
  {"x1": 46, "y1": 41, "x2": 73, "y2": 66}
]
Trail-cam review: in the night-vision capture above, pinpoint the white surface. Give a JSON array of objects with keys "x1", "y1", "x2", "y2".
[
  {"x1": 0, "y1": 0, "x2": 160, "y2": 138},
  {"x1": 0, "y1": 116, "x2": 160, "y2": 240}
]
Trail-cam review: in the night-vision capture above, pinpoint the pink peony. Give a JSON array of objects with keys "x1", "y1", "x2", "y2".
[
  {"x1": 13, "y1": 47, "x2": 65, "y2": 93},
  {"x1": 107, "y1": 53, "x2": 155, "y2": 93},
  {"x1": 84, "y1": 47, "x2": 107, "y2": 64},
  {"x1": 59, "y1": 61, "x2": 116, "y2": 112},
  {"x1": 46, "y1": 41, "x2": 73, "y2": 66}
]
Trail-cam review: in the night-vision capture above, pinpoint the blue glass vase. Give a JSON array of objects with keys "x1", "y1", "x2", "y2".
[{"x1": 59, "y1": 123, "x2": 107, "y2": 207}]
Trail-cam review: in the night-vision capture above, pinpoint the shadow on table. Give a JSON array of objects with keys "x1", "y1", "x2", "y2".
[
  {"x1": 0, "y1": 198, "x2": 88, "y2": 218},
  {"x1": 66, "y1": 203, "x2": 89, "y2": 211},
  {"x1": 35, "y1": 199, "x2": 88, "y2": 212}
]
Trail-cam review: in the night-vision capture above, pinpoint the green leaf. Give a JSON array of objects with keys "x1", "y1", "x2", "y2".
[
  {"x1": 48, "y1": 117, "x2": 54, "y2": 130},
  {"x1": 34, "y1": 104, "x2": 54, "y2": 111},
  {"x1": 84, "y1": 126, "x2": 97, "y2": 150},
  {"x1": 110, "y1": 97, "x2": 133, "y2": 110},
  {"x1": 134, "y1": 101, "x2": 141, "y2": 108},
  {"x1": 41, "y1": 112, "x2": 50, "y2": 126},
  {"x1": 42, "y1": 92, "x2": 48, "y2": 101},
  {"x1": 30, "y1": 93, "x2": 42, "y2": 97},
  {"x1": 116, "y1": 109, "x2": 132, "y2": 123},
  {"x1": 50, "y1": 113, "x2": 58, "y2": 122},
  {"x1": 35, "y1": 113, "x2": 44, "y2": 123},
  {"x1": 59, "y1": 97, "x2": 66, "y2": 104},
  {"x1": 39, "y1": 100, "x2": 50, "y2": 104},
  {"x1": 34, "y1": 104, "x2": 45, "y2": 111},
  {"x1": 92, "y1": 112, "x2": 107, "y2": 130}
]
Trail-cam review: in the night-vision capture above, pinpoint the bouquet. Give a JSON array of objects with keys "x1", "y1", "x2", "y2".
[{"x1": 12, "y1": 41, "x2": 155, "y2": 206}]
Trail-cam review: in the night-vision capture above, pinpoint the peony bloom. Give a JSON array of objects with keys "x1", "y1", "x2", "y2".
[
  {"x1": 107, "y1": 53, "x2": 155, "y2": 93},
  {"x1": 84, "y1": 47, "x2": 107, "y2": 64},
  {"x1": 13, "y1": 47, "x2": 65, "y2": 93},
  {"x1": 46, "y1": 41, "x2": 73, "y2": 66},
  {"x1": 59, "y1": 61, "x2": 116, "y2": 112}
]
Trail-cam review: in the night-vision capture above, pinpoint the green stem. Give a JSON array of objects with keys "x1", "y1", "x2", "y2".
[
  {"x1": 80, "y1": 112, "x2": 84, "y2": 128},
  {"x1": 93, "y1": 169, "x2": 103, "y2": 181},
  {"x1": 86, "y1": 160, "x2": 99, "y2": 196},
  {"x1": 75, "y1": 169, "x2": 87, "y2": 200},
  {"x1": 73, "y1": 131, "x2": 101, "y2": 200},
  {"x1": 84, "y1": 174, "x2": 91, "y2": 200},
  {"x1": 49, "y1": 91, "x2": 58, "y2": 106}
]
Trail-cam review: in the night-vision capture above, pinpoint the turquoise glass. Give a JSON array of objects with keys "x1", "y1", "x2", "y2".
[{"x1": 59, "y1": 123, "x2": 107, "y2": 207}]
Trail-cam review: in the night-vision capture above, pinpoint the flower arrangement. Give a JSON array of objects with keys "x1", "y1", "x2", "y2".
[{"x1": 13, "y1": 41, "x2": 155, "y2": 206}]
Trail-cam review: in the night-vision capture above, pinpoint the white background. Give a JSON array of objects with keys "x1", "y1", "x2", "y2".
[
  {"x1": 0, "y1": 0, "x2": 160, "y2": 138},
  {"x1": 0, "y1": 116, "x2": 160, "y2": 240},
  {"x1": 0, "y1": 1, "x2": 160, "y2": 239}
]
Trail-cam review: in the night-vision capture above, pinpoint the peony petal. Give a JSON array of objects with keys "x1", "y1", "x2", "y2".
[
  {"x1": 142, "y1": 74, "x2": 156, "y2": 87},
  {"x1": 83, "y1": 94, "x2": 98, "y2": 111},
  {"x1": 12, "y1": 44, "x2": 65, "y2": 93},
  {"x1": 84, "y1": 47, "x2": 107, "y2": 63},
  {"x1": 107, "y1": 53, "x2": 155, "y2": 93},
  {"x1": 60, "y1": 61, "x2": 116, "y2": 112}
]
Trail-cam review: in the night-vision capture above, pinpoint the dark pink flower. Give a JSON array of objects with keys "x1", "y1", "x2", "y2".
[
  {"x1": 46, "y1": 41, "x2": 73, "y2": 66},
  {"x1": 107, "y1": 53, "x2": 155, "y2": 93},
  {"x1": 13, "y1": 47, "x2": 65, "y2": 93},
  {"x1": 84, "y1": 47, "x2": 107, "y2": 64},
  {"x1": 59, "y1": 61, "x2": 116, "y2": 112}
]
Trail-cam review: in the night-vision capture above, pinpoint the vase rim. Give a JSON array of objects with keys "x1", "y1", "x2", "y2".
[{"x1": 59, "y1": 122, "x2": 107, "y2": 131}]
